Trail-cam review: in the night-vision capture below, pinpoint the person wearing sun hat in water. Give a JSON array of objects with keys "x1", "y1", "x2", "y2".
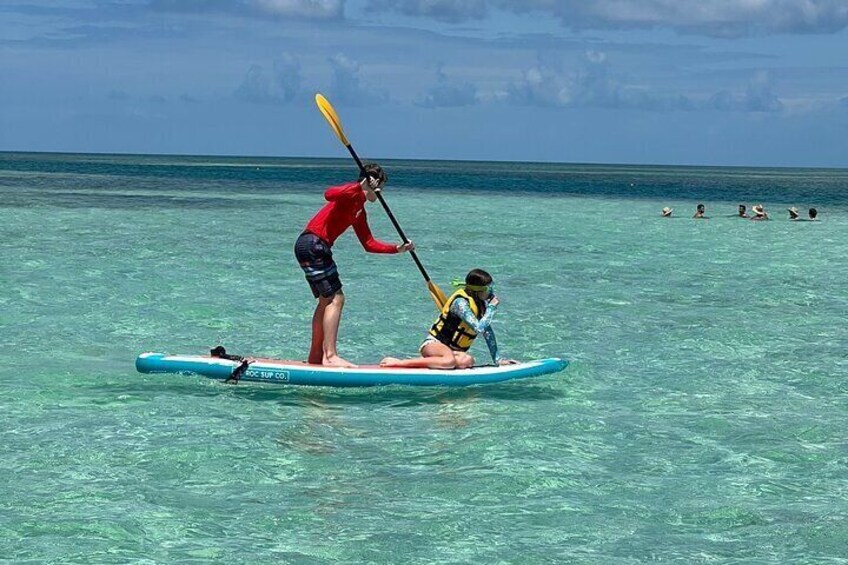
[
  {"x1": 751, "y1": 204, "x2": 769, "y2": 221},
  {"x1": 788, "y1": 207, "x2": 800, "y2": 220},
  {"x1": 661, "y1": 207, "x2": 673, "y2": 217},
  {"x1": 380, "y1": 268, "x2": 517, "y2": 369}
]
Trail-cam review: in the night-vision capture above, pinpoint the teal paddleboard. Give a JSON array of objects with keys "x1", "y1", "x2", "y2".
[{"x1": 136, "y1": 352, "x2": 568, "y2": 387}]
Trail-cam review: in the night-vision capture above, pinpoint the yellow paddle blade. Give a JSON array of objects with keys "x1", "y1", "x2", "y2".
[
  {"x1": 315, "y1": 93, "x2": 349, "y2": 146},
  {"x1": 428, "y1": 281, "x2": 448, "y2": 309}
]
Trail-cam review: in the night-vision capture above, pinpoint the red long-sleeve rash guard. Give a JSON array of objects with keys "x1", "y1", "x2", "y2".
[{"x1": 304, "y1": 182, "x2": 398, "y2": 254}]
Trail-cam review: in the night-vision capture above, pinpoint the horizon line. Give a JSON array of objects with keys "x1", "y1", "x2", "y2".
[{"x1": 1, "y1": 149, "x2": 847, "y2": 173}]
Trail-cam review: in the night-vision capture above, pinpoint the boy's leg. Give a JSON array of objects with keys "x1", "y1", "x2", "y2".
[
  {"x1": 321, "y1": 291, "x2": 356, "y2": 367},
  {"x1": 295, "y1": 233, "x2": 351, "y2": 365},
  {"x1": 308, "y1": 298, "x2": 328, "y2": 364}
]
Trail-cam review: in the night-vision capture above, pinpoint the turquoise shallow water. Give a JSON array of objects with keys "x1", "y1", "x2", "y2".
[{"x1": 2, "y1": 152, "x2": 848, "y2": 563}]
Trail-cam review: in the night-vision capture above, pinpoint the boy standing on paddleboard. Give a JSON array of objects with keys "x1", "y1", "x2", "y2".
[{"x1": 294, "y1": 164, "x2": 413, "y2": 367}]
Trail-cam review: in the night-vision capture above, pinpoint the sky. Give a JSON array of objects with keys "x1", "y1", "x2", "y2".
[{"x1": 1, "y1": 0, "x2": 847, "y2": 167}]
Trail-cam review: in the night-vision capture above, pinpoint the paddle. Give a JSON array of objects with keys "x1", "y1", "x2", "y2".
[{"x1": 314, "y1": 93, "x2": 448, "y2": 309}]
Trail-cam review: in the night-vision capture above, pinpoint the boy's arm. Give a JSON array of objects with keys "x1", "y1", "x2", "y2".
[
  {"x1": 352, "y1": 212, "x2": 399, "y2": 254},
  {"x1": 323, "y1": 182, "x2": 360, "y2": 202}
]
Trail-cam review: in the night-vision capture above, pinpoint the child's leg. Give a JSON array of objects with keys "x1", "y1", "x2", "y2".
[
  {"x1": 321, "y1": 291, "x2": 356, "y2": 367},
  {"x1": 453, "y1": 352, "x2": 475, "y2": 369},
  {"x1": 381, "y1": 341, "x2": 458, "y2": 369}
]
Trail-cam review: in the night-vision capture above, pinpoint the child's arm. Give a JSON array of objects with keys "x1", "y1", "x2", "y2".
[
  {"x1": 453, "y1": 299, "x2": 507, "y2": 364},
  {"x1": 453, "y1": 298, "x2": 496, "y2": 333},
  {"x1": 481, "y1": 327, "x2": 502, "y2": 364}
]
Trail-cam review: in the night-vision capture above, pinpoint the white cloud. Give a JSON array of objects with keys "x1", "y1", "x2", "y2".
[
  {"x1": 416, "y1": 66, "x2": 479, "y2": 107},
  {"x1": 253, "y1": 0, "x2": 343, "y2": 19},
  {"x1": 506, "y1": 65, "x2": 573, "y2": 107},
  {"x1": 326, "y1": 53, "x2": 388, "y2": 106},
  {"x1": 234, "y1": 65, "x2": 278, "y2": 104},
  {"x1": 505, "y1": 52, "x2": 692, "y2": 110},
  {"x1": 505, "y1": 53, "x2": 785, "y2": 113},
  {"x1": 148, "y1": 0, "x2": 344, "y2": 20},
  {"x1": 234, "y1": 54, "x2": 307, "y2": 104},
  {"x1": 708, "y1": 72, "x2": 783, "y2": 112},
  {"x1": 367, "y1": 0, "x2": 848, "y2": 36},
  {"x1": 366, "y1": 0, "x2": 486, "y2": 23}
]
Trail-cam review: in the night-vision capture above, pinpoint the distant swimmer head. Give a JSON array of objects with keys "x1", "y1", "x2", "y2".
[
  {"x1": 738, "y1": 204, "x2": 746, "y2": 212},
  {"x1": 662, "y1": 207, "x2": 673, "y2": 217},
  {"x1": 787, "y1": 207, "x2": 799, "y2": 219},
  {"x1": 752, "y1": 204, "x2": 766, "y2": 216},
  {"x1": 809, "y1": 207, "x2": 818, "y2": 219},
  {"x1": 697, "y1": 203, "x2": 705, "y2": 212}
]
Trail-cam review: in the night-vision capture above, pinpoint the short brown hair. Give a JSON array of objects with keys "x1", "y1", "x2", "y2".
[{"x1": 359, "y1": 163, "x2": 387, "y2": 185}]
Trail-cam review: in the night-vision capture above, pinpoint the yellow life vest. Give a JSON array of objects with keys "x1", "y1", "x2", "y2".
[{"x1": 429, "y1": 289, "x2": 485, "y2": 351}]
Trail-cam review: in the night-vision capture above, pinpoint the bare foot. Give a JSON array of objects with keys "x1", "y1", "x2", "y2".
[
  {"x1": 380, "y1": 357, "x2": 401, "y2": 367},
  {"x1": 323, "y1": 354, "x2": 357, "y2": 368}
]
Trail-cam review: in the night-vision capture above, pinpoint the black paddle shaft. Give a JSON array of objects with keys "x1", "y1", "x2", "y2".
[{"x1": 345, "y1": 143, "x2": 433, "y2": 283}]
